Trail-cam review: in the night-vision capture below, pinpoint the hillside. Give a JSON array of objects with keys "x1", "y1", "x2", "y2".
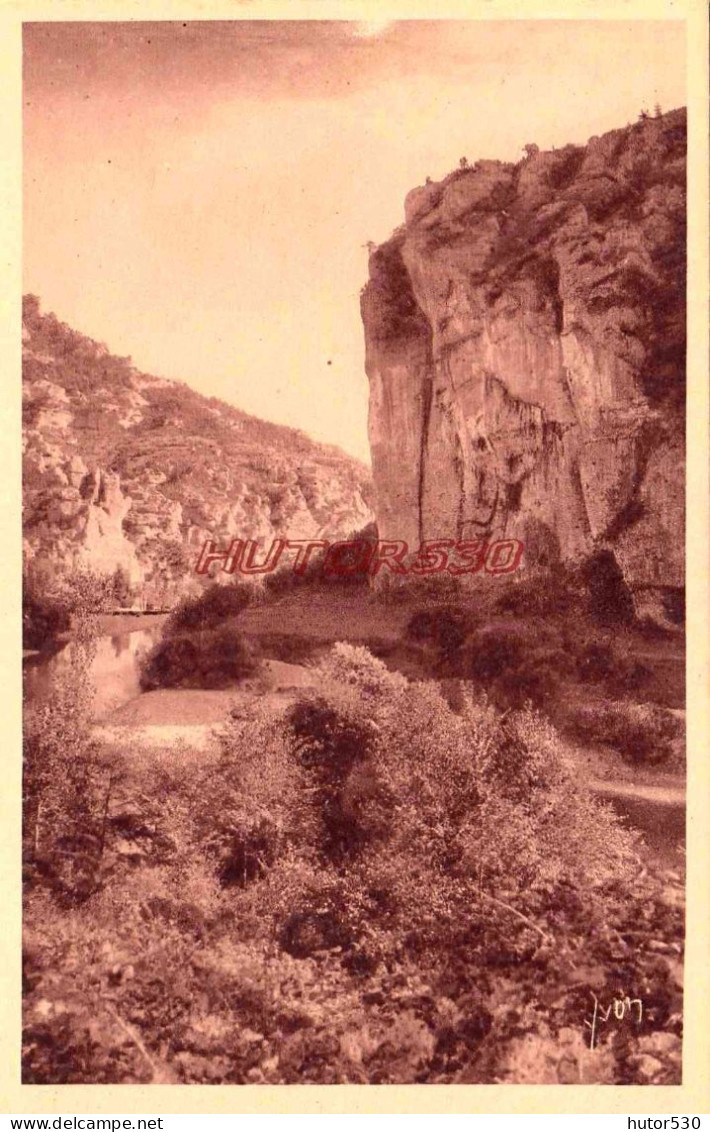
[{"x1": 22, "y1": 296, "x2": 373, "y2": 602}]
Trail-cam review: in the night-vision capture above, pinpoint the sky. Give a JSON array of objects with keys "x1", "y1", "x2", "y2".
[{"x1": 23, "y1": 19, "x2": 685, "y2": 462}]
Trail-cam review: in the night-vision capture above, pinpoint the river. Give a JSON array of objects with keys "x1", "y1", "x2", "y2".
[
  {"x1": 23, "y1": 622, "x2": 685, "y2": 870},
  {"x1": 23, "y1": 623, "x2": 161, "y2": 720}
]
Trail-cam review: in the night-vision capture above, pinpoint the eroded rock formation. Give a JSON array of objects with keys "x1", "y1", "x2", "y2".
[{"x1": 361, "y1": 110, "x2": 686, "y2": 621}]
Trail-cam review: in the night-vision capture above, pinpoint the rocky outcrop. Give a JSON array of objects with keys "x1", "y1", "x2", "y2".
[
  {"x1": 23, "y1": 299, "x2": 373, "y2": 601},
  {"x1": 75, "y1": 469, "x2": 144, "y2": 586},
  {"x1": 361, "y1": 110, "x2": 686, "y2": 620}
]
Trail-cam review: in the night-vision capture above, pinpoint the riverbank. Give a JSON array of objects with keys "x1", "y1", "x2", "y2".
[
  {"x1": 28, "y1": 584, "x2": 687, "y2": 863},
  {"x1": 26, "y1": 639, "x2": 685, "y2": 1087}
]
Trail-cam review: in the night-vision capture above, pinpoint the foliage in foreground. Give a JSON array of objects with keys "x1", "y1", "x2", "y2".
[
  {"x1": 23, "y1": 621, "x2": 119, "y2": 901},
  {"x1": 24, "y1": 645, "x2": 683, "y2": 1085}
]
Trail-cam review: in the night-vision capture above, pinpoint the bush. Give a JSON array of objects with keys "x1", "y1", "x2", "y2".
[
  {"x1": 467, "y1": 627, "x2": 527, "y2": 681},
  {"x1": 139, "y1": 580, "x2": 257, "y2": 690},
  {"x1": 405, "y1": 606, "x2": 473, "y2": 655},
  {"x1": 494, "y1": 567, "x2": 580, "y2": 619},
  {"x1": 285, "y1": 644, "x2": 636, "y2": 922},
  {"x1": 23, "y1": 634, "x2": 118, "y2": 901},
  {"x1": 288, "y1": 696, "x2": 383, "y2": 863},
  {"x1": 25, "y1": 642, "x2": 685, "y2": 1087},
  {"x1": 377, "y1": 573, "x2": 465, "y2": 606},
  {"x1": 583, "y1": 552, "x2": 636, "y2": 626},
  {"x1": 262, "y1": 543, "x2": 375, "y2": 600},
  {"x1": 192, "y1": 702, "x2": 312, "y2": 891},
  {"x1": 460, "y1": 626, "x2": 564, "y2": 710},
  {"x1": 167, "y1": 583, "x2": 251, "y2": 634},
  {"x1": 23, "y1": 580, "x2": 71, "y2": 650},
  {"x1": 565, "y1": 701, "x2": 683, "y2": 765},
  {"x1": 140, "y1": 625, "x2": 259, "y2": 690},
  {"x1": 574, "y1": 640, "x2": 616, "y2": 683},
  {"x1": 574, "y1": 639, "x2": 651, "y2": 691},
  {"x1": 437, "y1": 625, "x2": 651, "y2": 712},
  {"x1": 261, "y1": 524, "x2": 378, "y2": 601},
  {"x1": 59, "y1": 570, "x2": 115, "y2": 618},
  {"x1": 254, "y1": 633, "x2": 322, "y2": 665}
]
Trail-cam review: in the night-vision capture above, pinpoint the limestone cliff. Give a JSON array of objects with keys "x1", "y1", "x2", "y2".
[{"x1": 361, "y1": 110, "x2": 686, "y2": 620}]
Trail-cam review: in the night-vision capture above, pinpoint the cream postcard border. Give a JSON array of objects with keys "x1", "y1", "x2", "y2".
[{"x1": 1, "y1": 0, "x2": 707, "y2": 1114}]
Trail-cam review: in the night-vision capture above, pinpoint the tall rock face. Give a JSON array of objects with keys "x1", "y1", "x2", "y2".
[
  {"x1": 361, "y1": 110, "x2": 685, "y2": 620},
  {"x1": 23, "y1": 298, "x2": 373, "y2": 602}
]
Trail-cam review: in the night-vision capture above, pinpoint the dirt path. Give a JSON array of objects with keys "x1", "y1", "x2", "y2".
[{"x1": 587, "y1": 778, "x2": 685, "y2": 806}]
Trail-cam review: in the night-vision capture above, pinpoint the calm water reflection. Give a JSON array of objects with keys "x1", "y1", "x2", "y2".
[{"x1": 23, "y1": 626, "x2": 161, "y2": 720}]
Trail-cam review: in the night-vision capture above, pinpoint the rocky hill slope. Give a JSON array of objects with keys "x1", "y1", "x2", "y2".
[
  {"x1": 361, "y1": 109, "x2": 686, "y2": 623},
  {"x1": 22, "y1": 296, "x2": 372, "y2": 602}
]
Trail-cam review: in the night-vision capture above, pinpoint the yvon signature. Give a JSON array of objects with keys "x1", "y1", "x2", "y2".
[{"x1": 584, "y1": 990, "x2": 643, "y2": 1050}]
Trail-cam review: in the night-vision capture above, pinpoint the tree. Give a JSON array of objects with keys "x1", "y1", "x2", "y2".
[
  {"x1": 654, "y1": 102, "x2": 663, "y2": 118},
  {"x1": 60, "y1": 570, "x2": 113, "y2": 635},
  {"x1": 22, "y1": 294, "x2": 42, "y2": 324},
  {"x1": 523, "y1": 143, "x2": 540, "y2": 159},
  {"x1": 459, "y1": 156, "x2": 469, "y2": 169},
  {"x1": 111, "y1": 565, "x2": 133, "y2": 606}
]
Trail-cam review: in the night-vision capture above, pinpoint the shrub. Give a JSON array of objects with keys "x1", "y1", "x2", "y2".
[
  {"x1": 583, "y1": 552, "x2": 635, "y2": 626},
  {"x1": 377, "y1": 573, "x2": 465, "y2": 606},
  {"x1": 459, "y1": 626, "x2": 564, "y2": 710},
  {"x1": 140, "y1": 580, "x2": 258, "y2": 690},
  {"x1": 574, "y1": 640, "x2": 616, "y2": 683},
  {"x1": 59, "y1": 570, "x2": 115, "y2": 617},
  {"x1": 467, "y1": 627, "x2": 527, "y2": 681},
  {"x1": 405, "y1": 606, "x2": 473, "y2": 654},
  {"x1": 565, "y1": 701, "x2": 683, "y2": 765},
  {"x1": 573, "y1": 639, "x2": 651, "y2": 691},
  {"x1": 405, "y1": 610, "x2": 436, "y2": 641},
  {"x1": 26, "y1": 641, "x2": 683, "y2": 1087},
  {"x1": 23, "y1": 580, "x2": 71, "y2": 650},
  {"x1": 456, "y1": 624, "x2": 651, "y2": 712},
  {"x1": 193, "y1": 702, "x2": 312, "y2": 891},
  {"x1": 23, "y1": 635, "x2": 118, "y2": 901},
  {"x1": 140, "y1": 625, "x2": 259, "y2": 690},
  {"x1": 23, "y1": 567, "x2": 118, "y2": 649},
  {"x1": 167, "y1": 582, "x2": 251, "y2": 634},
  {"x1": 494, "y1": 567, "x2": 580, "y2": 618},
  {"x1": 261, "y1": 525, "x2": 378, "y2": 601},
  {"x1": 284, "y1": 645, "x2": 636, "y2": 944},
  {"x1": 495, "y1": 656, "x2": 561, "y2": 710},
  {"x1": 362, "y1": 637, "x2": 397, "y2": 660},
  {"x1": 288, "y1": 697, "x2": 381, "y2": 863},
  {"x1": 254, "y1": 633, "x2": 322, "y2": 665},
  {"x1": 110, "y1": 565, "x2": 135, "y2": 606}
]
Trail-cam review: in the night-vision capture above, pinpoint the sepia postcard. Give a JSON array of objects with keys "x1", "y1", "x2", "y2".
[{"x1": 2, "y1": 0, "x2": 709, "y2": 1116}]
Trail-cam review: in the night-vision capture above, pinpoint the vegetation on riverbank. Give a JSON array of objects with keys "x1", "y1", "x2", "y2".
[
  {"x1": 23, "y1": 565, "x2": 139, "y2": 651},
  {"x1": 23, "y1": 561, "x2": 685, "y2": 1085},
  {"x1": 24, "y1": 644, "x2": 683, "y2": 1085},
  {"x1": 139, "y1": 585, "x2": 258, "y2": 691}
]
